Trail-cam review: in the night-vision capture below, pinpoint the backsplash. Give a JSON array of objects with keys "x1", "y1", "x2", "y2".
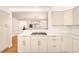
[
  {"x1": 49, "y1": 26, "x2": 79, "y2": 34},
  {"x1": 70, "y1": 25, "x2": 79, "y2": 34}
]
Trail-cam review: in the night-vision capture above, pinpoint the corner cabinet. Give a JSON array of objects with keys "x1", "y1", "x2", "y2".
[{"x1": 61, "y1": 36, "x2": 73, "y2": 53}]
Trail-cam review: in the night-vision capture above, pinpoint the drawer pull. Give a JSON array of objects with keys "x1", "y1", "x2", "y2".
[
  {"x1": 52, "y1": 39, "x2": 56, "y2": 41},
  {"x1": 52, "y1": 36, "x2": 56, "y2": 37}
]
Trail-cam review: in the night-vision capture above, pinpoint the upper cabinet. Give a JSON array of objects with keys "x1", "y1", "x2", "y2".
[
  {"x1": 73, "y1": 7, "x2": 79, "y2": 25},
  {"x1": 64, "y1": 9, "x2": 73, "y2": 25},
  {"x1": 51, "y1": 7, "x2": 79, "y2": 26},
  {"x1": 51, "y1": 11, "x2": 64, "y2": 25},
  {"x1": 51, "y1": 9, "x2": 74, "y2": 25}
]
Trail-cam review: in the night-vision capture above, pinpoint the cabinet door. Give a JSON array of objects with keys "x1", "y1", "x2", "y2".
[
  {"x1": 48, "y1": 36, "x2": 61, "y2": 52},
  {"x1": 39, "y1": 36, "x2": 47, "y2": 52},
  {"x1": 31, "y1": 36, "x2": 39, "y2": 52},
  {"x1": 0, "y1": 11, "x2": 10, "y2": 52},
  {"x1": 18, "y1": 36, "x2": 25, "y2": 53},
  {"x1": 73, "y1": 38, "x2": 79, "y2": 52},
  {"x1": 61, "y1": 37, "x2": 72, "y2": 53},
  {"x1": 64, "y1": 9, "x2": 73, "y2": 25},
  {"x1": 18, "y1": 36, "x2": 30, "y2": 53},
  {"x1": 25, "y1": 36, "x2": 30, "y2": 52},
  {"x1": 52, "y1": 11, "x2": 64, "y2": 25},
  {"x1": 73, "y1": 7, "x2": 79, "y2": 25}
]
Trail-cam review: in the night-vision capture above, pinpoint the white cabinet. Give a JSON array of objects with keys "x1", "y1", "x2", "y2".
[
  {"x1": 64, "y1": 9, "x2": 73, "y2": 25},
  {"x1": 39, "y1": 36, "x2": 47, "y2": 52},
  {"x1": 72, "y1": 38, "x2": 79, "y2": 52},
  {"x1": 31, "y1": 36, "x2": 47, "y2": 52},
  {"x1": 18, "y1": 36, "x2": 30, "y2": 53},
  {"x1": 18, "y1": 35, "x2": 79, "y2": 53},
  {"x1": 61, "y1": 36, "x2": 72, "y2": 53},
  {"x1": 31, "y1": 36, "x2": 39, "y2": 52},
  {"x1": 48, "y1": 36, "x2": 62, "y2": 52},
  {"x1": 52, "y1": 11, "x2": 64, "y2": 25},
  {"x1": 0, "y1": 10, "x2": 11, "y2": 52},
  {"x1": 73, "y1": 7, "x2": 79, "y2": 25}
]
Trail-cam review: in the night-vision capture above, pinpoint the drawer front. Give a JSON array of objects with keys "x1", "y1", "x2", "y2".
[
  {"x1": 48, "y1": 44, "x2": 61, "y2": 52},
  {"x1": 48, "y1": 36, "x2": 61, "y2": 52},
  {"x1": 48, "y1": 36, "x2": 61, "y2": 44}
]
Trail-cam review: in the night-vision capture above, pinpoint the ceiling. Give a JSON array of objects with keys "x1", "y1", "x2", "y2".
[{"x1": 9, "y1": 6, "x2": 76, "y2": 12}]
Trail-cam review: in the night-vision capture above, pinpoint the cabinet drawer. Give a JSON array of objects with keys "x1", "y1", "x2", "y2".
[
  {"x1": 48, "y1": 36, "x2": 61, "y2": 40},
  {"x1": 48, "y1": 44, "x2": 61, "y2": 52},
  {"x1": 48, "y1": 36, "x2": 61, "y2": 44},
  {"x1": 48, "y1": 36, "x2": 61, "y2": 52}
]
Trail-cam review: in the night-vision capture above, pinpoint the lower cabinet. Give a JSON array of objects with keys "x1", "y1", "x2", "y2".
[
  {"x1": 73, "y1": 38, "x2": 79, "y2": 52},
  {"x1": 18, "y1": 35, "x2": 79, "y2": 53},
  {"x1": 30, "y1": 36, "x2": 39, "y2": 52},
  {"x1": 18, "y1": 36, "x2": 31, "y2": 53},
  {"x1": 61, "y1": 36, "x2": 73, "y2": 53},
  {"x1": 39, "y1": 36, "x2": 47, "y2": 52},
  {"x1": 30, "y1": 36, "x2": 47, "y2": 52},
  {"x1": 48, "y1": 36, "x2": 62, "y2": 52}
]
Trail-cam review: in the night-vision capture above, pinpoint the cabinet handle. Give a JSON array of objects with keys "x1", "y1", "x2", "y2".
[
  {"x1": 23, "y1": 40, "x2": 26, "y2": 46},
  {"x1": 52, "y1": 45, "x2": 56, "y2": 47},
  {"x1": 38, "y1": 41, "x2": 40, "y2": 46},
  {"x1": 23, "y1": 35, "x2": 26, "y2": 37}
]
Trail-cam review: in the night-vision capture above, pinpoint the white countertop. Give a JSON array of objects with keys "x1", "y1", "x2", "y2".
[
  {"x1": 18, "y1": 30, "x2": 69, "y2": 36},
  {"x1": 18, "y1": 30, "x2": 79, "y2": 39}
]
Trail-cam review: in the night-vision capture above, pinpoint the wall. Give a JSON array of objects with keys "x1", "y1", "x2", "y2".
[
  {"x1": 12, "y1": 17, "x2": 20, "y2": 36},
  {"x1": 12, "y1": 17, "x2": 28, "y2": 36},
  {"x1": 70, "y1": 26, "x2": 79, "y2": 34}
]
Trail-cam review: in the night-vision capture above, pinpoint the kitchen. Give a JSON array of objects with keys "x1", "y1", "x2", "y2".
[{"x1": 0, "y1": 6, "x2": 79, "y2": 53}]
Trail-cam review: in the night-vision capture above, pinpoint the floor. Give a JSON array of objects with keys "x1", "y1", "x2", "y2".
[{"x1": 2, "y1": 36, "x2": 17, "y2": 53}]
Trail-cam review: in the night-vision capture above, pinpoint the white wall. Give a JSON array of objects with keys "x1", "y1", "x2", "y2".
[
  {"x1": 12, "y1": 17, "x2": 19, "y2": 36},
  {"x1": 12, "y1": 17, "x2": 28, "y2": 36}
]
